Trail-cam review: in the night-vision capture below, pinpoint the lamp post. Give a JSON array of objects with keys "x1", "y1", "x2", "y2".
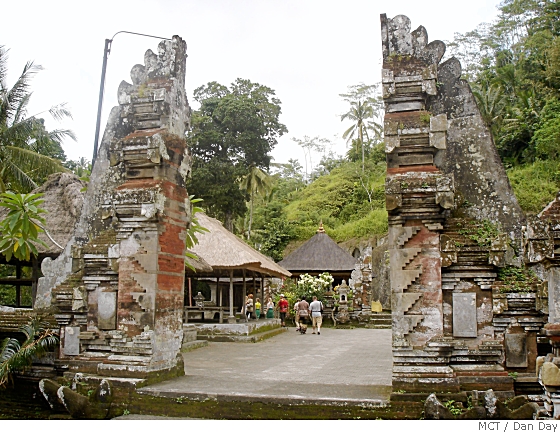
[{"x1": 92, "y1": 31, "x2": 170, "y2": 168}]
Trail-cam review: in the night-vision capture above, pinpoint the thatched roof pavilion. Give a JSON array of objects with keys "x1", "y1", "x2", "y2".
[
  {"x1": 190, "y1": 213, "x2": 290, "y2": 279},
  {"x1": 186, "y1": 213, "x2": 291, "y2": 321},
  {"x1": 278, "y1": 223, "x2": 357, "y2": 286}
]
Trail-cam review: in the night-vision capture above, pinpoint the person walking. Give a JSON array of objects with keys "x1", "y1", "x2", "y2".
[
  {"x1": 293, "y1": 298, "x2": 301, "y2": 331},
  {"x1": 255, "y1": 298, "x2": 261, "y2": 319},
  {"x1": 277, "y1": 294, "x2": 289, "y2": 327},
  {"x1": 296, "y1": 296, "x2": 310, "y2": 334},
  {"x1": 245, "y1": 294, "x2": 254, "y2": 320},
  {"x1": 309, "y1": 295, "x2": 324, "y2": 335},
  {"x1": 266, "y1": 297, "x2": 274, "y2": 319}
]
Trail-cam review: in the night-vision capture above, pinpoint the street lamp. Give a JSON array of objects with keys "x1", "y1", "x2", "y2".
[{"x1": 92, "y1": 31, "x2": 171, "y2": 168}]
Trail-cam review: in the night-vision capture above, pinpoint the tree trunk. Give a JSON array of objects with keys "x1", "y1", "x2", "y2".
[
  {"x1": 225, "y1": 211, "x2": 234, "y2": 232},
  {"x1": 247, "y1": 189, "x2": 254, "y2": 240}
]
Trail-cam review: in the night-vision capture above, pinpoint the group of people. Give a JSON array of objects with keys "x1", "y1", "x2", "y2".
[
  {"x1": 244, "y1": 294, "x2": 275, "y2": 320},
  {"x1": 294, "y1": 296, "x2": 323, "y2": 335},
  {"x1": 243, "y1": 294, "x2": 324, "y2": 335}
]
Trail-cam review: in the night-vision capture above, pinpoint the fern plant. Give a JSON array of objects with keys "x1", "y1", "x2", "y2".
[{"x1": 0, "y1": 319, "x2": 59, "y2": 387}]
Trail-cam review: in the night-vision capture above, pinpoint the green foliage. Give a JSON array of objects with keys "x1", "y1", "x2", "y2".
[
  {"x1": 457, "y1": 219, "x2": 501, "y2": 247},
  {"x1": 187, "y1": 78, "x2": 287, "y2": 230},
  {"x1": 448, "y1": 0, "x2": 560, "y2": 165},
  {"x1": 532, "y1": 99, "x2": 560, "y2": 160},
  {"x1": 0, "y1": 318, "x2": 58, "y2": 387},
  {"x1": 0, "y1": 192, "x2": 48, "y2": 261},
  {"x1": 185, "y1": 196, "x2": 209, "y2": 272},
  {"x1": 443, "y1": 400, "x2": 463, "y2": 416},
  {"x1": 507, "y1": 159, "x2": 560, "y2": 213},
  {"x1": 283, "y1": 159, "x2": 387, "y2": 242},
  {"x1": 0, "y1": 46, "x2": 74, "y2": 192},
  {"x1": 340, "y1": 84, "x2": 383, "y2": 173},
  {"x1": 498, "y1": 266, "x2": 539, "y2": 293}
]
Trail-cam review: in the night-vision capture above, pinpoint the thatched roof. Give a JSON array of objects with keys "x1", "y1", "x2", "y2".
[
  {"x1": 190, "y1": 213, "x2": 291, "y2": 278},
  {"x1": 0, "y1": 172, "x2": 85, "y2": 257},
  {"x1": 185, "y1": 253, "x2": 213, "y2": 274},
  {"x1": 277, "y1": 225, "x2": 357, "y2": 272}
]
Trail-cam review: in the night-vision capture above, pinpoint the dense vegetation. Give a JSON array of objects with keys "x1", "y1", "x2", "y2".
[{"x1": 448, "y1": 0, "x2": 560, "y2": 212}]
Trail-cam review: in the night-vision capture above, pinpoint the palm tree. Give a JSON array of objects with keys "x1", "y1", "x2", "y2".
[
  {"x1": 341, "y1": 100, "x2": 381, "y2": 172},
  {"x1": 472, "y1": 82, "x2": 506, "y2": 139},
  {"x1": 0, "y1": 46, "x2": 75, "y2": 193},
  {"x1": 0, "y1": 319, "x2": 58, "y2": 387},
  {"x1": 239, "y1": 164, "x2": 273, "y2": 240}
]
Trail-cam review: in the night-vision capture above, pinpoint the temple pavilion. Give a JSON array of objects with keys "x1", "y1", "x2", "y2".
[{"x1": 277, "y1": 223, "x2": 357, "y2": 287}]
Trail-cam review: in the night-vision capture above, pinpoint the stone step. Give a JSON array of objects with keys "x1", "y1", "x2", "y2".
[
  {"x1": 180, "y1": 340, "x2": 208, "y2": 352},
  {"x1": 197, "y1": 327, "x2": 287, "y2": 343}
]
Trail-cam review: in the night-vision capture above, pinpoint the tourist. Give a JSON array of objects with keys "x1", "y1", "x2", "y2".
[
  {"x1": 245, "y1": 294, "x2": 254, "y2": 320},
  {"x1": 278, "y1": 294, "x2": 289, "y2": 327},
  {"x1": 255, "y1": 298, "x2": 261, "y2": 319},
  {"x1": 296, "y1": 296, "x2": 310, "y2": 334},
  {"x1": 266, "y1": 297, "x2": 274, "y2": 319},
  {"x1": 294, "y1": 298, "x2": 301, "y2": 331},
  {"x1": 309, "y1": 296, "x2": 324, "y2": 335}
]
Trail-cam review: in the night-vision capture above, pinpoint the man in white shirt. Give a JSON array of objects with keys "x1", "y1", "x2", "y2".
[{"x1": 309, "y1": 296, "x2": 323, "y2": 335}]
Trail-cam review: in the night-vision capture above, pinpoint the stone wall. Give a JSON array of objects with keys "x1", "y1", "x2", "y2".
[{"x1": 36, "y1": 36, "x2": 192, "y2": 381}]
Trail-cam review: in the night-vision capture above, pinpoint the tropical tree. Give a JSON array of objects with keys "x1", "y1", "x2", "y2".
[
  {"x1": 291, "y1": 135, "x2": 330, "y2": 182},
  {"x1": 187, "y1": 78, "x2": 287, "y2": 231},
  {"x1": 0, "y1": 318, "x2": 59, "y2": 387},
  {"x1": 239, "y1": 164, "x2": 273, "y2": 240},
  {"x1": 340, "y1": 84, "x2": 383, "y2": 172},
  {"x1": 0, "y1": 46, "x2": 75, "y2": 193}
]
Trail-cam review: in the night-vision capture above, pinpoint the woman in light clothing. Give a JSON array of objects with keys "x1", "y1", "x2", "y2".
[{"x1": 266, "y1": 298, "x2": 274, "y2": 319}]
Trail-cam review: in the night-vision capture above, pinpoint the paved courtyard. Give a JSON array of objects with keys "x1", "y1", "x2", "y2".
[{"x1": 139, "y1": 327, "x2": 393, "y2": 406}]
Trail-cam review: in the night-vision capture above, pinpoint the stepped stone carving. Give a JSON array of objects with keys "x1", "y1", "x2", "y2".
[
  {"x1": 381, "y1": 14, "x2": 534, "y2": 394},
  {"x1": 36, "y1": 36, "x2": 191, "y2": 381}
]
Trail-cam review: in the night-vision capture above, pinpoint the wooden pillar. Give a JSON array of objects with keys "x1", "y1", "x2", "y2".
[
  {"x1": 242, "y1": 270, "x2": 247, "y2": 322},
  {"x1": 217, "y1": 276, "x2": 221, "y2": 306},
  {"x1": 188, "y1": 278, "x2": 192, "y2": 307},
  {"x1": 228, "y1": 270, "x2": 236, "y2": 323}
]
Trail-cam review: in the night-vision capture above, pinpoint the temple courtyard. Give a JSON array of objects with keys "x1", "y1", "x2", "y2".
[{"x1": 137, "y1": 328, "x2": 393, "y2": 408}]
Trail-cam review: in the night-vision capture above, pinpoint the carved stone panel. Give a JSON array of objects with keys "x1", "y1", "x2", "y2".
[
  {"x1": 98, "y1": 291, "x2": 117, "y2": 330},
  {"x1": 505, "y1": 332, "x2": 528, "y2": 368},
  {"x1": 63, "y1": 326, "x2": 80, "y2": 356},
  {"x1": 453, "y1": 293, "x2": 477, "y2": 337}
]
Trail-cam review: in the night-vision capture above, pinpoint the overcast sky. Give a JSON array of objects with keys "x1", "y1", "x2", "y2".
[{"x1": 3, "y1": 0, "x2": 500, "y2": 172}]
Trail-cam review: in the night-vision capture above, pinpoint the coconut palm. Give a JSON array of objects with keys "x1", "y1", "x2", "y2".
[
  {"x1": 239, "y1": 164, "x2": 273, "y2": 240},
  {"x1": 0, "y1": 318, "x2": 58, "y2": 387},
  {"x1": 0, "y1": 45, "x2": 75, "y2": 193},
  {"x1": 341, "y1": 100, "x2": 381, "y2": 172}
]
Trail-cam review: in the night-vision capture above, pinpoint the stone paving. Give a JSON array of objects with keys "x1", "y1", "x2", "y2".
[{"x1": 138, "y1": 328, "x2": 393, "y2": 406}]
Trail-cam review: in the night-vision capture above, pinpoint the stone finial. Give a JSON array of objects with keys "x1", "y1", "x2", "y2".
[
  {"x1": 380, "y1": 13, "x2": 445, "y2": 65},
  {"x1": 317, "y1": 222, "x2": 325, "y2": 233}
]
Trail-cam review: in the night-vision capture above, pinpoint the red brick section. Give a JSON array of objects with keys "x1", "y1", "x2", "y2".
[{"x1": 117, "y1": 259, "x2": 152, "y2": 337}]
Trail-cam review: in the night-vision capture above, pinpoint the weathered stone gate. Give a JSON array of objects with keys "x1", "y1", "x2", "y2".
[
  {"x1": 381, "y1": 14, "x2": 551, "y2": 395},
  {"x1": 35, "y1": 36, "x2": 192, "y2": 381}
]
